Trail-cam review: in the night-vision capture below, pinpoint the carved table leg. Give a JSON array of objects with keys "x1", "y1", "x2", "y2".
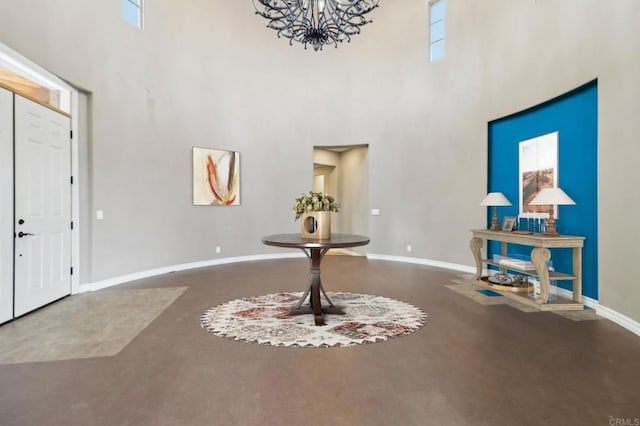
[
  {"x1": 470, "y1": 237, "x2": 484, "y2": 280},
  {"x1": 531, "y1": 247, "x2": 552, "y2": 304}
]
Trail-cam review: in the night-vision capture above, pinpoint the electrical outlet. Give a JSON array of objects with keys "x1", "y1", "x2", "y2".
[
  {"x1": 216, "y1": 246, "x2": 221, "y2": 254},
  {"x1": 371, "y1": 209, "x2": 380, "y2": 216},
  {"x1": 406, "y1": 245, "x2": 412, "y2": 253}
]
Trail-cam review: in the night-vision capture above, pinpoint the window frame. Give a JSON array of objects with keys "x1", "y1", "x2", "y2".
[
  {"x1": 429, "y1": 0, "x2": 446, "y2": 62},
  {"x1": 123, "y1": 0, "x2": 143, "y2": 29}
]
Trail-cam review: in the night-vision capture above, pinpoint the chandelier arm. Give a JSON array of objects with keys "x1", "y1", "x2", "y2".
[
  {"x1": 323, "y1": 1, "x2": 376, "y2": 34},
  {"x1": 256, "y1": 6, "x2": 307, "y2": 33},
  {"x1": 254, "y1": 0, "x2": 379, "y2": 51},
  {"x1": 254, "y1": 0, "x2": 304, "y2": 22},
  {"x1": 253, "y1": 0, "x2": 290, "y2": 12}
]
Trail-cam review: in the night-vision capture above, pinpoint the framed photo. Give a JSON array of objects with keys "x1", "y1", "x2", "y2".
[
  {"x1": 519, "y1": 132, "x2": 558, "y2": 219},
  {"x1": 193, "y1": 147, "x2": 240, "y2": 206},
  {"x1": 501, "y1": 216, "x2": 516, "y2": 232}
]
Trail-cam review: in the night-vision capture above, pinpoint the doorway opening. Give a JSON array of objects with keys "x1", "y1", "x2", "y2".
[
  {"x1": 0, "y1": 42, "x2": 80, "y2": 323},
  {"x1": 313, "y1": 144, "x2": 369, "y2": 256}
]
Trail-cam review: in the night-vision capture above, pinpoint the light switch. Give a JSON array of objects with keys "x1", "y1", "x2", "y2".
[
  {"x1": 371, "y1": 209, "x2": 380, "y2": 216},
  {"x1": 96, "y1": 210, "x2": 104, "y2": 220}
]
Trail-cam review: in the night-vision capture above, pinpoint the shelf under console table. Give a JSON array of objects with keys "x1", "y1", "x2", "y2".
[{"x1": 470, "y1": 229, "x2": 585, "y2": 311}]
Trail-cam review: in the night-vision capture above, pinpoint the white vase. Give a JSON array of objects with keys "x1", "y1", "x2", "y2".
[{"x1": 301, "y1": 211, "x2": 331, "y2": 239}]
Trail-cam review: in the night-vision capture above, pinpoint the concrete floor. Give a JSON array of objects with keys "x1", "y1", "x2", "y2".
[
  {"x1": 0, "y1": 287, "x2": 187, "y2": 364},
  {"x1": 1, "y1": 257, "x2": 639, "y2": 425}
]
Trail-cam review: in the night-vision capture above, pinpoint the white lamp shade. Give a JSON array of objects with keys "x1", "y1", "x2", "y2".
[
  {"x1": 479, "y1": 192, "x2": 512, "y2": 206},
  {"x1": 529, "y1": 187, "x2": 576, "y2": 206}
]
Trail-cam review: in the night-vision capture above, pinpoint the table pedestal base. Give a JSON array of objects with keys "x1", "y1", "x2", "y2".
[
  {"x1": 287, "y1": 305, "x2": 345, "y2": 319},
  {"x1": 261, "y1": 233, "x2": 370, "y2": 327},
  {"x1": 286, "y1": 247, "x2": 349, "y2": 326}
]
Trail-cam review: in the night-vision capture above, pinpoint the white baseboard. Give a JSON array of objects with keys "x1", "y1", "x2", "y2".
[
  {"x1": 368, "y1": 254, "x2": 640, "y2": 337},
  {"x1": 76, "y1": 252, "x2": 304, "y2": 293},
  {"x1": 366, "y1": 253, "x2": 477, "y2": 274},
  {"x1": 553, "y1": 286, "x2": 597, "y2": 308},
  {"x1": 78, "y1": 252, "x2": 475, "y2": 293},
  {"x1": 592, "y1": 303, "x2": 640, "y2": 337},
  {"x1": 546, "y1": 287, "x2": 640, "y2": 336},
  {"x1": 76, "y1": 251, "x2": 640, "y2": 337}
]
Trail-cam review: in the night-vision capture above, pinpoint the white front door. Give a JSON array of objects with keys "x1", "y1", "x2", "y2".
[
  {"x1": 14, "y1": 95, "x2": 71, "y2": 317},
  {"x1": 0, "y1": 87, "x2": 13, "y2": 323}
]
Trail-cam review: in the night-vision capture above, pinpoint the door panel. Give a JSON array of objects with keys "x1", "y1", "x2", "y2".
[
  {"x1": 24, "y1": 235, "x2": 44, "y2": 289},
  {"x1": 14, "y1": 95, "x2": 71, "y2": 317},
  {"x1": 0, "y1": 87, "x2": 13, "y2": 323}
]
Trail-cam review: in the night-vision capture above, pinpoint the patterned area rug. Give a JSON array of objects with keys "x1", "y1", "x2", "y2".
[{"x1": 200, "y1": 292, "x2": 427, "y2": 348}]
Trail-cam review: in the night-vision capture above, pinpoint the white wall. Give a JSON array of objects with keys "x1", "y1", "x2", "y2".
[
  {"x1": 340, "y1": 147, "x2": 369, "y2": 237},
  {"x1": 0, "y1": 0, "x2": 638, "y2": 323}
]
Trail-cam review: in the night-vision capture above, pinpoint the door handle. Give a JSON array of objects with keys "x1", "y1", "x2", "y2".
[{"x1": 17, "y1": 232, "x2": 34, "y2": 238}]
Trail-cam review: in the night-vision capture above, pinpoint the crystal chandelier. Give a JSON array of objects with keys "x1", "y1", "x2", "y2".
[{"x1": 253, "y1": 0, "x2": 380, "y2": 51}]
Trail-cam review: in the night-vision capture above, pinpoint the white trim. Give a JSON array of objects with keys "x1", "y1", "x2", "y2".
[
  {"x1": 366, "y1": 253, "x2": 476, "y2": 274},
  {"x1": 70, "y1": 91, "x2": 80, "y2": 294},
  {"x1": 553, "y1": 286, "x2": 598, "y2": 308},
  {"x1": 553, "y1": 286, "x2": 640, "y2": 337},
  {"x1": 367, "y1": 254, "x2": 639, "y2": 336},
  {"x1": 565, "y1": 290, "x2": 640, "y2": 336},
  {"x1": 0, "y1": 42, "x2": 80, "y2": 298},
  {"x1": 0, "y1": 43, "x2": 73, "y2": 113},
  {"x1": 77, "y1": 252, "x2": 305, "y2": 293},
  {"x1": 593, "y1": 303, "x2": 640, "y2": 337},
  {"x1": 78, "y1": 252, "x2": 473, "y2": 293},
  {"x1": 76, "y1": 250, "x2": 640, "y2": 337}
]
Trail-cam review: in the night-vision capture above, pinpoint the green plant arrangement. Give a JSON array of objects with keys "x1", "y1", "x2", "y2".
[{"x1": 293, "y1": 191, "x2": 339, "y2": 220}]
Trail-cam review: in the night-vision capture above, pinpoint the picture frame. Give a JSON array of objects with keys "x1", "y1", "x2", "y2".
[
  {"x1": 192, "y1": 147, "x2": 240, "y2": 206},
  {"x1": 501, "y1": 216, "x2": 516, "y2": 232},
  {"x1": 518, "y1": 132, "x2": 558, "y2": 219}
]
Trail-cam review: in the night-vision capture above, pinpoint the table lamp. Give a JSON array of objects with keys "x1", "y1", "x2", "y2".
[
  {"x1": 480, "y1": 192, "x2": 512, "y2": 231},
  {"x1": 528, "y1": 187, "x2": 575, "y2": 236}
]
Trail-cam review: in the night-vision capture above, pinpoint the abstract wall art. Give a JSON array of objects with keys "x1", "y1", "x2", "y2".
[{"x1": 193, "y1": 147, "x2": 240, "y2": 206}]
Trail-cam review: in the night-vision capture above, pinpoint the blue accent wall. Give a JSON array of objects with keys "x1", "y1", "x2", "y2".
[{"x1": 487, "y1": 81, "x2": 598, "y2": 300}]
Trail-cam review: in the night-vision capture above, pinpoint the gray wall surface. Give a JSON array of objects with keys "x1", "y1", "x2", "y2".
[
  {"x1": 0, "y1": 1, "x2": 638, "y2": 323},
  {"x1": 339, "y1": 147, "x2": 369, "y2": 237},
  {"x1": 313, "y1": 146, "x2": 369, "y2": 240}
]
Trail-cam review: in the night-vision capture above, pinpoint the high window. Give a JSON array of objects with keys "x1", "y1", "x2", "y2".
[
  {"x1": 123, "y1": 0, "x2": 143, "y2": 28},
  {"x1": 429, "y1": 0, "x2": 446, "y2": 61}
]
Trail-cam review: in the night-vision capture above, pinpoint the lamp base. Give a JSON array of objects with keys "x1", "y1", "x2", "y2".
[
  {"x1": 542, "y1": 215, "x2": 559, "y2": 236},
  {"x1": 490, "y1": 207, "x2": 500, "y2": 231}
]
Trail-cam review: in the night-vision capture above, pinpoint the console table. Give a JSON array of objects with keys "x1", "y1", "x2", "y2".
[
  {"x1": 261, "y1": 233, "x2": 370, "y2": 326},
  {"x1": 470, "y1": 229, "x2": 585, "y2": 310}
]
